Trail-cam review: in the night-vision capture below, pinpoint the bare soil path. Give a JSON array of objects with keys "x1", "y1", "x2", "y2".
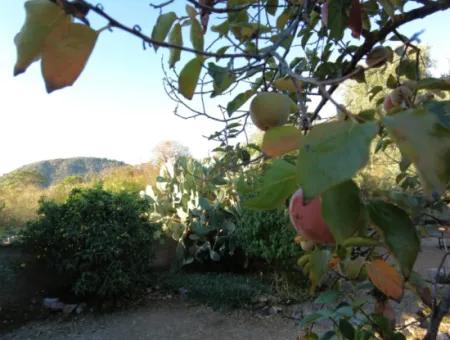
[{"x1": 3, "y1": 299, "x2": 300, "y2": 340}]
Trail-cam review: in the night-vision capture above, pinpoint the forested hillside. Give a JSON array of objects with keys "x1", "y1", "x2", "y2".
[
  {"x1": 1, "y1": 157, "x2": 126, "y2": 187},
  {"x1": 0, "y1": 158, "x2": 159, "y2": 231}
]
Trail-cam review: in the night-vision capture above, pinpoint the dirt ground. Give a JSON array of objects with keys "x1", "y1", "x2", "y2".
[
  {"x1": 2, "y1": 299, "x2": 301, "y2": 340},
  {"x1": 2, "y1": 237, "x2": 450, "y2": 340}
]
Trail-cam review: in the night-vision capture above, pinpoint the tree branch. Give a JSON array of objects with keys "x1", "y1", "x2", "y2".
[
  {"x1": 311, "y1": 0, "x2": 450, "y2": 121},
  {"x1": 67, "y1": 0, "x2": 262, "y2": 59},
  {"x1": 425, "y1": 251, "x2": 450, "y2": 340}
]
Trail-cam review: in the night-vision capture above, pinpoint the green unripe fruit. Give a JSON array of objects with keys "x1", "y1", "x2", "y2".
[{"x1": 250, "y1": 92, "x2": 296, "y2": 131}]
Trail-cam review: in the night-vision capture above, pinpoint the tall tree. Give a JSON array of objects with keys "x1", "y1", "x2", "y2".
[{"x1": 152, "y1": 140, "x2": 190, "y2": 164}]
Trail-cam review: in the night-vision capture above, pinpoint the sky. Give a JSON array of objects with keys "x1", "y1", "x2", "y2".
[{"x1": 0, "y1": 1, "x2": 449, "y2": 175}]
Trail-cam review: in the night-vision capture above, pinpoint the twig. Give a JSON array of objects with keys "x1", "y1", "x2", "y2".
[
  {"x1": 311, "y1": 0, "x2": 450, "y2": 121},
  {"x1": 149, "y1": 0, "x2": 175, "y2": 9},
  {"x1": 425, "y1": 251, "x2": 450, "y2": 339}
]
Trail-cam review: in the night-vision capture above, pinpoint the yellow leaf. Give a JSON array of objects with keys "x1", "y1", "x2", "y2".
[
  {"x1": 168, "y1": 23, "x2": 182, "y2": 68},
  {"x1": 14, "y1": 0, "x2": 68, "y2": 76},
  {"x1": 276, "y1": 10, "x2": 290, "y2": 29},
  {"x1": 41, "y1": 22, "x2": 99, "y2": 93},
  {"x1": 262, "y1": 125, "x2": 302, "y2": 157},
  {"x1": 273, "y1": 77, "x2": 304, "y2": 93},
  {"x1": 178, "y1": 57, "x2": 203, "y2": 100},
  {"x1": 294, "y1": 235, "x2": 303, "y2": 244},
  {"x1": 367, "y1": 259, "x2": 404, "y2": 301}
]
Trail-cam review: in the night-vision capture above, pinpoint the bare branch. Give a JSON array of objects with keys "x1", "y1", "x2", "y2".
[
  {"x1": 425, "y1": 252, "x2": 450, "y2": 340},
  {"x1": 149, "y1": 0, "x2": 175, "y2": 10}
]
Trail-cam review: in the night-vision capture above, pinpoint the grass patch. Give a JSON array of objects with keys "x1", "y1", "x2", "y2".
[{"x1": 160, "y1": 272, "x2": 270, "y2": 309}]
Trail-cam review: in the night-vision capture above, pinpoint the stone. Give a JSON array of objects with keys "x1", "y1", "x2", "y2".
[
  {"x1": 63, "y1": 304, "x2": 77, "y2": 315},
  {"x1": 43, "y1": 297, "x2": 64, "y2": 311}
]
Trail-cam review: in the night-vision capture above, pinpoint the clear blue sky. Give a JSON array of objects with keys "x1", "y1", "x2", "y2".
[{"x1": 0, "y1": 1, "x2": 449, "y2": 175}]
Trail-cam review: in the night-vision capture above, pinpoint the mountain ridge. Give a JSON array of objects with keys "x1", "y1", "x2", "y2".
[{"x1": 2, "y1": 157, "x2": 127, "y2": 187}]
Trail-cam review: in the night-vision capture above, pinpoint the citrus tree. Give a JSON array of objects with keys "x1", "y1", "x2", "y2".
[{"x1": 12, "y1": 0, "x2": 450, "y2": 338}]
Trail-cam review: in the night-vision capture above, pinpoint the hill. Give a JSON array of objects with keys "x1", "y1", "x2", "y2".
[{"x1": 1, "y1": 157, "x2": 127, "y2": 187}]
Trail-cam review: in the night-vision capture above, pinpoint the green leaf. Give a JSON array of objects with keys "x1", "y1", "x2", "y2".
[
  {"x1": 314, "y1": 289, "x2": 340, "y2": 304},
  {"x1": 190, "y1": 17, "x2": 204, "y2": 53},
  {"x1": 216, "y1": 46, "x2": 230, "y2": 60},
  {"x1": 321, "y1": 180, "x2": 364, "y2": 243},
  {"x1": 368, "y1": 200, "x2": 419, "y2": 278},
  {"x1": 168, "y1": 23, "x2": 182, "y2": 68},
  {"x1": 298, "y1": 312, "x2": 324, "y2": 328},
  {"x1": 321, "y1": 331, "x2": 336, "y2": 340},
  {"x1": 226, "y1": 89, "x2": 255, "y2": 116},
  {"x1": 210, "y1": 250, "x2": 221, "y2": 261},
  {"x1": 339, "y1": 319, "x2": 355, "y2": 340},
  {"x1": 207, "y1": 63, "x2": 235, "y2": 96},
  {"x1": 190, "y1": 220, "x2": 209, "y2": 236},
  {"x1": 211, "y1": 20, "x2": 229, "y2": 37},
  {"x1": 342, "y1": 236, "x2": 379, "y2": 248},
  {"x1": 178, "y1": 57, "x2": 203, "y2": 100},
  {"x1": 379, "y1": 0, "x2": 395, "y2": 18},
  {"x1": 355, "y1": 330, "x2": 374, "y2": 340},
  {"x1": 309, "y1": 248, "x2": 331, "y2": 292},
  {"x1": 387, "y1": 74, "x2": 397, "y2": 89},
  {"x1": 185, "y1": 4, "x2": 197, "y2": 18},
  {"x1": 151, "y1": 12, "x2": 177, "y2": 51},
  {"x1": 14, "y1": 0, "x2": 69, "y2": 75},
  {"x1": 383, "y1": 106, "x2": 450, "y2": 196},
  {"x1": 369, "y1": 86, "x2": 383, "y2": 101},
  {"x1": 262, "y1": 125, "x2": 302, "y2": 157},
  {"x1": 343, "y1": 257, "x2": 366, "y2": 280},
  {"x1": 301, "y1": 28, "x2": 313, "y2": 48},
  {"x1": 358, "y1": 109, "x2": 376, "y2": 121},
  {"x1": 336, "y1": 305, "x2": 354, "y2": 318},
  {"x1": 407, "y1": 271, "x2": 432, "y2": 307},
  {"x1": 237, "y1": 23, "x2": 270, "y2": 41},
  {"x1": 266, "y1": 0, "x2": 278, "y2": 15},
  {"x1": 245, "y1": 160, "x2": 298, "y2": 210},
  {"x1": 424, "y1": 100, "x2": 450, "y2": 130},
  {"x1": 328, "y1": 0, "x2": 349, "y2": 40},
  {"x1": 396, "y1": 59, "x2": 417, "y2": 80},
  {"x1": 297, "y1": 120, "x2": 378, "y2": 198},
  {"x1": 417, "y1": 78, "x2": 450, "y2": 91}
]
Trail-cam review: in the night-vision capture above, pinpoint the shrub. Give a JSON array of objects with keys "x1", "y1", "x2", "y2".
[
  {"x1": 20, "y1": 186, "x2": 159, "y2": 298},
  {"x1": 235, "y1": 206, "x2": 303, "y2": 269},
  {"x1": 161, "y1": 272, "x2": 269, "y2": 309}
]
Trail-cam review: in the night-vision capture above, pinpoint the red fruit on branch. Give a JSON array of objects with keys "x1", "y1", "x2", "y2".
[
  {"x1": 349, "y1": 0, "x2": 363, "y2": 38},
  {"x1": 383, "y1": 85, "x2": 414, "y2": 111},
  {"x1": 289, "y1": 188, "x2": 335, "y2": 244}
]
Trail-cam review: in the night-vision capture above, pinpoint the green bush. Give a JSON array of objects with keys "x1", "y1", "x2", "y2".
[
  {"x1": 161, "y1": 272, "x2": 269, "y2": 309},
  {"x1": 235, "y1": 206, "x2": 303, "y2": 269},
  {"x1": 20, "y1": 186, "x2": 159, "y2": 298}
]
